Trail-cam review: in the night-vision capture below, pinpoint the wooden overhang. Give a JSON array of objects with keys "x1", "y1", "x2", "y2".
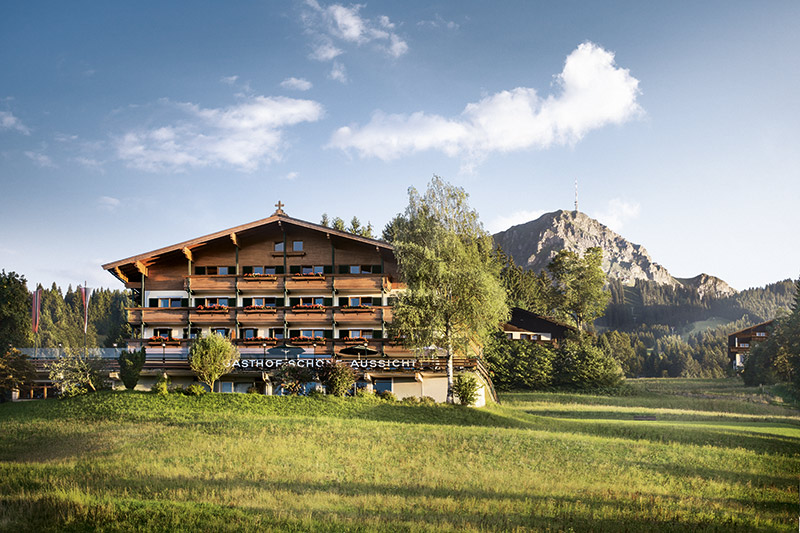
[
  {"x1": 503, "y1": 307, "x2": 576, "y2": 339},
  {"x1": 102, "y1": 213, "x2": 395, "y2": 285}
]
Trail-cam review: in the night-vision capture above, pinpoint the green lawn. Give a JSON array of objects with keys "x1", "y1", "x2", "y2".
[{"x1": 1, "y1": 379, "x2": 798, "y2": 532}]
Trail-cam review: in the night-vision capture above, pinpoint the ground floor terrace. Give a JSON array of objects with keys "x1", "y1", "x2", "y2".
[{"x1": 21, "y1": 348, "x2": 495, "y2": 406}]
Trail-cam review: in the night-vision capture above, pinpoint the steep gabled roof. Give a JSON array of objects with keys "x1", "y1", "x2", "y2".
[
  {"x1": 102, "y1": 212, "x2": 393, "y2": 284},
  {"x1": 503, "y1": 307, "x2": 576, "y2": 337},
  {"x1": 727, "y1": 319, "x2": 774, "y2": 339}
]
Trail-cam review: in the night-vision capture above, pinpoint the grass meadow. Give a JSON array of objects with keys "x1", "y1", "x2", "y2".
[{"x1": 0, "y1": 378, "x2": 798, "y2": 532}]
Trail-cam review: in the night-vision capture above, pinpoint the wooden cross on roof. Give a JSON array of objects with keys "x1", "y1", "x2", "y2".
[{"x1": 273, "y1": 200, "x2": 286, "y2": 216}]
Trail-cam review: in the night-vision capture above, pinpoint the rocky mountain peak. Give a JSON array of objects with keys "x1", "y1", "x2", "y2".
[
  {"x1": 492, "y1": 209, "x2": 678, "y2": 287},
  {"x1": 674, "y1": 274, "x2": 737, "y2": 300}
]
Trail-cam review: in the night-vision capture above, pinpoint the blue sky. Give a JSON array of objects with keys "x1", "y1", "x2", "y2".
[{"x1": 1, "y1": 1, "x2": 798, "y2": 292}]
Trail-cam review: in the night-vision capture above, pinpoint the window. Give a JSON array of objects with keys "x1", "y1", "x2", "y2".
[
  {"x1": 298, "y1": 296, "x2": 325, "y2": 306},
  {"x1": 251, "y1": 266, "x2": 264, "y2": 275},
  {"x1": 159, "y1": 298, "x2": 183, "y2": 308},
  {"x1": 218, "y1": 266, "x2": 231, "y2": 275},
  {"x1": 183, "y1": 327, "x2": 201, "y2": 339},
  {"x1": 153, "y1": 328, "x2": 172, "y2": 339},
  {"x1": 205, "y1": 297, "x2": 232, "y2": 307},
  {"x1": 755, "y1": 332, "x2": 766, "y2": 337},
  {"x1": 520, "y1": 334, "x2": 530, "y2": 341},
  {"x1": 373, "y1": 379, "x2": 392, "y2": 393},
  {"x1": 241, "y1": 328, "x2": 258, "y2": 339},
  {"x1": 506, "y1": 333, "x2": 513, "y2": 339},
  {"x1": 251, "y1": 297, "x2": 277, "y2": 307},
  {"x1": 264, "y1": 266, "x2": 277, "y2": 275},
  {"x1": 349, "y1": 265, "x2": 360, "y2": 274},
  {"x1": 211, "y1": 328, "x2": 230, "y2": 337},
  {"x1": 219, "y1": 382, "x2": 233, "y2": 393},
  {"x1": 292, "y1": 240, "x2": 303, "y2": 251},
  {"x1": 206, "y1": 266, "x2": 218, "y2": 275},
  {"x1": 347, "y1": 330, "x2": 372, "y2": 339},
  {"x1": 195, "y1": 266, "x2": 206, "y2": 275},
  {"x1": 302, "y1": 265, "x2": 324, "y2": 274},
  {"x1": 271, "y1": 328, "x2": 284, "y2": 339},
  {"x1": 348, "y1": 296, "x2": 374, "y2": 307},
  {"x1": 300, "y1": 329, "x2": 326, "y2": 338},
  {"x1": 274, "y1": 241, "x2": 284, "y2": 252}
]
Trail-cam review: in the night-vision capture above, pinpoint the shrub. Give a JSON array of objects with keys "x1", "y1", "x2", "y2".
[
  {"x1": 377, "y1": 390, "x2": 396, "y2": 401},
  {"x1": 151, "y1": 375, "x2": 170, "y2": 395},
  {"x1": 453, "y1": 373, "x2": 480, "y2": 406},
  {"x1": 484, "y1": 333, "x2": 555, "y2": 390},
  {"x1": 553, "y1": 334, "x2": 625, "y2": 390},
  {"x1": 420, "y1": 396, "x2": 436, "y2": 406},
  {"x1": 246, "y1": 385, "x2": 260, "y2": 394},
  {"x1": 319, "y1": 361, "x2": 358, "y2": 397},
  {"x1": 274, "y1": 364, "x2": 315, "y2": 395},
  {"x1": 401, "y1": 396, "x2": 421, "y2": 405},
  {"x1": 355, "y1": 387, "x2": 373, "y2": 398},
  {"x1": 118, "y1": 348, "x2": 146, "y2": 390},
  {"x1": 185, "y1": 383, "x2": 206, "y2": 396}
]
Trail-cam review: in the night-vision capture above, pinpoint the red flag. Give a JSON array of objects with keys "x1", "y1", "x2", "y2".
[
  {"x1": 31, "y1": 288, "x2": 42, "y2": 334},
  {"x1": 79, "y1": 285, "x2": 93, "y2": 334}
]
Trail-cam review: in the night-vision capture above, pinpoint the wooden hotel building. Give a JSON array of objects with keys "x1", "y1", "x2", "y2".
[{"x1": 102, "y1": 204, "x2": 493, "y2": 405}]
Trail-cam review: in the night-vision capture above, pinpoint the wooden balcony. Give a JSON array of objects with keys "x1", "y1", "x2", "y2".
[
  {"x1": 285, "y1": 307, "x2": 332, "y2": 324},
  {"x1": 237, "y1": 308, "x2": 284, "y2": 325},
  {"x1": 189, "y1": 308, "x2": 236, "y2": 324},
  {"x1": 334, "y1": 275, "x2": 384, "y2": 292},
  {"x1": 334, "y1": 307, "x2": 383, "y2": 323},
  {"x1": 285, "y1": 275, "x2": 333, "y2": 292},
  {"x1": 238, "y1": 275, "x2": 283, "y2": 292},
  {"x1": 188, "y1": 275, "x2": 237, "y2": 293},
  {"x1": 128, "y1": 308, "x2": 189, "y2": 325}
]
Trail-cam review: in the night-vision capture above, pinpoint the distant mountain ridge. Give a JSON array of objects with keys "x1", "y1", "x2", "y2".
[{"x1": 492, "y1": 210, "x2": 736, "y2": 300}]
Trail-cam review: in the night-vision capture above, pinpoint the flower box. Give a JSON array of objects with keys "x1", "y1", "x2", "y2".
[
  {"x1": 240, "y1": 337, "x2": 278, "y2": 345},
  {"x1": 196, "y1": 305, "x2": 229, "y2": 313},
  {"x1": 291, "y1": 304, "x2": 325, "y2": 313},
  {"x1": 147, "y1": 337, "x2": 181, "y2": 346},
  {"x1": 243, "y1": 306, "x2": 277, "y2": 313},
  {"x1": 291, "y1": 273, "x2": 325, "y2": 280},
  {"x1": 242, "y1": 274, "x2": 277, "y2": 281},
  {"x1": 290, "y1": 336, "x2": 325, "y2": 345},
  {"x1": 342, "y1": 337, "x2": 369, "y2": 344}
]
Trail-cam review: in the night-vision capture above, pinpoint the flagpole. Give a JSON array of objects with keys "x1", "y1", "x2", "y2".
[{"x1": 84, "y1": 281, "x2": 88, "y2": 358}]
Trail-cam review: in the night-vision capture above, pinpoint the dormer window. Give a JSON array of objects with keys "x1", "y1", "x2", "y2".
[{"x1": 293, "y1": 240, "x2": 304, "y2": 251}]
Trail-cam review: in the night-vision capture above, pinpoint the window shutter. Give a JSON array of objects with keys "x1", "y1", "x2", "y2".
[
  {"x1": 323, "y1": 298, "x2": 332, "y2": 306},
  {"x1": 242, "y1": 266, "x2": 253, "y2": 274},
  {"x1": 195, "y1": 266, "x2": 206, "y2": 275},
  {"x1": 289, "y1": 329, "x2": 300, "y2": 338},
  {"x1": 373, "y1": 330, "x2": 383, "y2": 339},
  {"x1": 149, "y1": 298, "x2": 158, "y2": 308},
  {"x1": 195, "y1": 298, "x2": 205, "y2": 306},
  {"x1": 372, "y1": 265, "x2": 382, "y2": 274},
  {"x1": 289, "y1": 265, "x2": 301, "y2": 274},
  {"x1": 229, "y1": 266, "x2": 236, "y2": 273},
  {"x1": 339, "y1": 265, "x2": 349, "y2": 274},
  {"x1": 275, "y1": 298, "x2": 285, "y2": 307},
  {"x1": 275, "y1": 265, "x2": 285, "y2": 274},
  {"x1": 324, "y1": 330, "x2": 333, "y2": 339},
  {"x1": 242, "y1": 298, "x2": 252, "y2": 306},
  {"x1": 289, "y1": 297, "x2": 300, "y2": 306},
  {"x1": 180, "y1": 298, "x2": 189, "y2": 307},
  {"x1": 338, "y1": 297, "x2": 347, "y2": 306},
  {"x1": 323, "y1": 264, "x2": 333, "y2": 274}
]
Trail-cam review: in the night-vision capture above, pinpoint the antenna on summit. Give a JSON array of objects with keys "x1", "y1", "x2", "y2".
[{"x1": 574, "y1": 178, "x2": 579, "y2": 212}]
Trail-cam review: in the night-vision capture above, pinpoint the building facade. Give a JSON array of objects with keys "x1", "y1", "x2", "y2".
[
  {"x1": 101, "y1": 205, "x2": 493, "y2": 404},
  {"x1": 727, "y1": 320, "x2": 773, "y2": 370},
  {"x1": 502, "y1": 307, "x2": 575, "y2": 344}
]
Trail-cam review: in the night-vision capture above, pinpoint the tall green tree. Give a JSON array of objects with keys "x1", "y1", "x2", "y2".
[
  {"x1": 547, "y1": 248, "x2": 610, "y2": 331},
  {"x1": 0, "y1": 348, "x2": 37, "y2": 397},
  {"x1": 188, "y1": 334, "x2": 240, "y2": 391},
  {"x1": 0, "y1": 271, "x2": 32, "y2": 349},
  {"x1": 390, "y1": 176, "x2": 508, "y2": 403}
]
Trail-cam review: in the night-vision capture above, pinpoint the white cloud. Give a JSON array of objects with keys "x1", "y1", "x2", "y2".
[
  {"x1": 591, "y1": 198, "x2": 640, "y2": 232},
  {"x1": 74, "y1": 156, "x2": 105, "y2": 172},
  {"x1": 302, "y1": 1, "x2": 408, "y2": 62},
  {"x1": 0, "y1": 111, "x2": 30, "y2": 135},
  {"x1": 115, "y1": 95, "x2": 324, "y2": 172},
  {"x1": 221, "y1": 75, "x2": 239, "y2": 85},
  {"x1": 98, "y1": 196, "x2": 121, "y2": 211},
  {"x1": 24, "y1": 150, "x2": 56, "y2": 168},
  {"x1": 280, "y1": 77, "x2": 313, "y2": 91},
  {"x1": 309, "y1": 40, "x2": 343, "y2": 62},
  {"x1": 328, "y1": 42, "x2": 642, "y2": 164},
  {"x1": 487, "y1": 209, "x2": 545, "y2": 234},
  {"x1": 417, "y1": 14, "x2": 459, "y2": 31},
  {"x1": 329, "y1": 61, "x2": 348, "y2": 83},
  {"x1": 284, "y1": 171, "x2": 299, "y2": 181}
]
